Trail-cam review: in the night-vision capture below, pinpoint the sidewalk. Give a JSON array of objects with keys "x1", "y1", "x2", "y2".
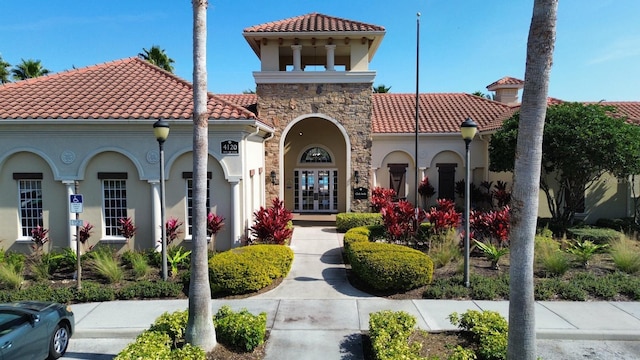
[{"x1": 70, "y1": 225, "x2": 640, "y2": 359}]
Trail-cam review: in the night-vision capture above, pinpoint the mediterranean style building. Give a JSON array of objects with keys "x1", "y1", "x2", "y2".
[{"x1": 1, "y1": 13, "x2": 639, "y2": 254}]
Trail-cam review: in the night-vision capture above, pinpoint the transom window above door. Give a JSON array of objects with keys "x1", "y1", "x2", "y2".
[{"x1": 301, "y1": 147, "x2": 332, "y2": 163}]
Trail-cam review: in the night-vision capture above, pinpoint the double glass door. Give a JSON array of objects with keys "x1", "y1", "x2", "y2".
[{"x1": 295, "y1": 169, "x2": 337, "y2": 212}]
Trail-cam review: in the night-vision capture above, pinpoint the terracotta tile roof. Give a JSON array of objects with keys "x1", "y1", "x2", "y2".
[
  {"x1": 486, "y1": 76, "x2": 525, "y2": 90},
  {"x1": 243, "y1": 12, "x2": 385, "y2": 33},
  {"x1": 372, "y1": 93, "x2": 515, "y2": 134},
  {"x1": 596, "y1": 101, "x2": 640, "y2": 123},
  {"x1": 0, "y1": 57, "x2": 265, "y2": 124}
]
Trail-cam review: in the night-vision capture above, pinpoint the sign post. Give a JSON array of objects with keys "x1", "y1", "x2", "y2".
[{"x1": 70, "y1": 193, "x2": 83, "y2": 289}]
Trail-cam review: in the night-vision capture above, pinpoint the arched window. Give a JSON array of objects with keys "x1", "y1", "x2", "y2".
[{"x1": 300, "y1": 147, "x2": 332, "y2": 163}]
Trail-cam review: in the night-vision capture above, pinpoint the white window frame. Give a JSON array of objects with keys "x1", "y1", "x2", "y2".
[
  {"x1": 101, "y1": 178, "x2": 128, "y2": 242},
  {"x1": 17, "y1": 177, "x2": 43, "y2": 241},
  {"x1": 183, "y1": 172, "x2": 211, "y2": 240}
]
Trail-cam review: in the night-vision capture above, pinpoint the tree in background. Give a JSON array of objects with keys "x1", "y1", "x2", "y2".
[
  {"x1": 373, "y1": 84, "x2": 391, "y2": 93},
  {"x1": 184, "y1": 0, "x2": 216, "y2": 352},
  {"x1": 0, "y1": 55, "x2": 11, "y2": 84},
  {"x1": 138, "y1": 45, "x2": 175, "y2": 73},
  {"x1": 507, "y1": 1, "x2": 557, "y2": 358},
  {"x1": 490, "y1": 102, "x2": 640, "y2": 229},
  {"x1": 471, "y1": 90, "x2": 494, "y2": 100},
  {"x1": 11, "y1": 58, "x2": 50, "y2": 80}
]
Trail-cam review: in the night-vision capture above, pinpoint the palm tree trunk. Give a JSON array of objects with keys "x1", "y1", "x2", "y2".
[
  {"x1": 508, "y1": 1, "x2": 557, "y2": 359},
  {"x1": 185, "y1": 0, "x2": 217, "y2": 351}
]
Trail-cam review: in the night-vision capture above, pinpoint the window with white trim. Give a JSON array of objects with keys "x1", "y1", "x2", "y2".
[
  {"x1": 99, "y1": 172, "x2": 128, "y2": 237},
  {"x1": 184, "y1": 172, "x2": 211, "y2": 237},
  {"x1": 14, "y1": 173, "x2": 43, "y2": 238}
]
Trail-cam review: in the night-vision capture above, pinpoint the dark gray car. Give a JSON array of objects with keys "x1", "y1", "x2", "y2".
[{"x1": 0, "y1": 301, "x2": 74, "y2": 360}]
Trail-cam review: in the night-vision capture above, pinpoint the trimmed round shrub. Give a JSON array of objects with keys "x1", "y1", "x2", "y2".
[
  {"x1": 348, "y1": 241, "x2": 433, "y2": 291},
  {"x1": 208, "y1": 245, "x2": 293, "y2": 295},
  {"x1": 344, "y1": 226, "x2": 371, "y2": 252},
  {"x1": 336, "y1": 213, "x2": 382, "y2": 233}
]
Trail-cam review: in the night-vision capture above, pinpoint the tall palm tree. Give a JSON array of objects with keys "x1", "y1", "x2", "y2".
[
  {"x1": 11, "y1": 59, "x2": 50, "y2": 80},
  {"x1": 138, "y1": 45, "x2": 175, "y2": 73},
  {"x1": 508, "y1": 1, "x2": 557, "y2": 359},
  {"x1": 0, "y1": 55, "x2": 11, "y2": 84},
  {"x1": 185, "y1": 0, "x2": 217, "y2": 352},
  {"x1": 373, "y1": 84, "x2": 391, "y2": 93}
]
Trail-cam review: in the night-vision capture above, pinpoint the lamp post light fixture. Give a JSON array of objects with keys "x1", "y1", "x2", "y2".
[
  {"x1": 153, "y1": 119, "x2": 170, "y2": 281},
  {"x1": 460, "y1": 117, "x2": 477, "y2": 288}
]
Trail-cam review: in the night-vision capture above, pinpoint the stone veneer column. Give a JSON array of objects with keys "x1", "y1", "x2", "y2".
[{"x1": 258, "y1": 82, "x2": 372, "y2": 213}]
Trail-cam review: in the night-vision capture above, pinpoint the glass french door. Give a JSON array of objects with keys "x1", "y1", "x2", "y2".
[{"x1": 294, "y1": 169, "x2": 338, "y2": 212}]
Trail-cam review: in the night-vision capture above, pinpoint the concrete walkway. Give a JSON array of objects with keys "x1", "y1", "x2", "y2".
[{"x1": 68, "y1": 225, "x2": 640, "y2": 359}]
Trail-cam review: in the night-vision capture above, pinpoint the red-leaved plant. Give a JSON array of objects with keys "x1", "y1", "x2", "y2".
[
  {"x1": 470, "y1": 206, "x2": 511, "y2": 244},
  {"x1": 250, "y1": 197, "x2": 293, "y2": 245},
  {"x1": 77, "y1": 222, "x2": 94, "y2": 253},
  {"x1": 371, "y1": 187, "x2": 396, "y2": 212},
  {"x1": 425, "y1": 199, "x2": 461, "y2": 235},
  {"x1": 118, "y1": 217, "x2": 136, "y2": 242},
  {"x1": 492, "y1": 181, "x2": 512, "y2": 208},
  {"x1": 30, "y1": 225, "x2": 49, "y2": 255},
  {"x1": 165, "y1": 217, "x2": 183, "y2": 246},
  {"x1": 207, "y1": 213, "x2": 225, "y2": 237},
  {"x1": 418, "y1": 177, "x2": 436, "y2": 199},
  {"x1": 380, "y1": 200, "x2": 426, "y2": 243}
]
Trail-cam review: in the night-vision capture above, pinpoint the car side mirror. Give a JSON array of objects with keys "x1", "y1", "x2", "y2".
[{"x1": 30, "y1": 314, "x2": 40, "y2": 325}]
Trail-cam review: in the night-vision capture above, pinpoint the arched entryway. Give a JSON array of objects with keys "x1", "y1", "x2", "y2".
[{"x1": 280, "y1": 115, "x2": 350, "y2": 213}]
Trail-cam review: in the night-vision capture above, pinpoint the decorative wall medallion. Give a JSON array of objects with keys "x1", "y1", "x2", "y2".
[
  {"x1": 61, "y1": 150, "x2": 76, "y2": 164},
  {"x1": 147, "y1": 150, "x2": 159, "y2": 164}
]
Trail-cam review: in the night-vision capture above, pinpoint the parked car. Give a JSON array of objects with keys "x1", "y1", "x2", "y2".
[{"x1": 0, "y1": 301, "x2": 74, "y2": 360}]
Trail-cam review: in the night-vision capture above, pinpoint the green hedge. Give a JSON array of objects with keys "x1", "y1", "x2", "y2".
[
  {"x1": 214, "y1": 305, "x2": 267, "y2": 352},
  {"x1": 209, "y1": 245, "x2": 293, "y2": 295},
  {"x1": 336, "y1": 213, "x2": 382, "y2": 233},
  {"x1": 369, "y1": 310, "x2": 421, "y2": 360},
  {"x1": 567, "y1": 227, "x2": 624, "y2": 244},
  {"x1": 348, "y1": 241, "x2": 433, "y2": 291}
]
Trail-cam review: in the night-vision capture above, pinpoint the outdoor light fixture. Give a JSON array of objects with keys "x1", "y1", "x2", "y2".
[
  {"x1": 354, "y1": 171, "x2": 360, "y2": 184},
  {"x1": 153, "y1": 119, "x2": 170, "y2": 281},
  {"x1": 460, "y1": 117, "x2": 477, "y2": 288},
  {"x1": 270, "y1": 170, "x2": 278, "y2": 185}
]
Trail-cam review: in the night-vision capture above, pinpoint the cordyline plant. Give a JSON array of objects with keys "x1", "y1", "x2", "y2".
[
  {"x1": 425, "y1": 199, "x2": 461, "y2": 235},
  {"x1": 418, "y1": 176, "x2": 436, "y2": 199},
  {"x1": 30, "y1": 225, "x2": 49, "y2": 256},
  {"x1": 250, "y1": 197, "x2": 293, "y2": 245},
  {"x1": 470, "y1": 206, "x2": 511, "y2": 244},
  {"x1": 380, "y1": 200, "x2": 426, "y2": 243},
  {"x1": 165, "y1": 217, "x2": 183, "y2": 246},
  {"x1": 492, "y1": 181, "x2": 512, "y2": 208},
  {"x1": 118, "y1": 217, "x2": 136, "y2": 242},
  {"x1": 76, "y1": 222, "x2": 94, "y2": 253},
  {"x1": 207, "y1": 213, "x2": 225, "y2": 237},
  {"x1": 371, "y1": 187, "x2": 396, "y2": 212}
]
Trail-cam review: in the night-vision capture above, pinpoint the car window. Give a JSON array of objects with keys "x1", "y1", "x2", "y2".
[{"x1": 0, "y1": 312, "x2": 29, "y2": 336}]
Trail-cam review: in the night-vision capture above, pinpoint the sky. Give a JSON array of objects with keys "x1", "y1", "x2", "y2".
[{"x1": 1, "y1": 1, "x2": 639, "y2": 101}]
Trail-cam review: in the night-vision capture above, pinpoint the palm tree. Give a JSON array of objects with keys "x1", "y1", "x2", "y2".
[
  {"x1": 11, "y1": 59, "x2": 50, "y2": 80},
  {"x1": 0, "y1": 55, "x2": 11, "y2": 84},
  {"x1": 373, "y1": 84, "x2": 391, "y2": 93},
  {"x1": 138, "y1": 45, "x2": 175, "y2": 73},
  {"x1": 184, "y1": 0, "x2": 216, "y2": 352},
  {"x1": 508, "y1": 1, "x2": 558, "y2": 359}
]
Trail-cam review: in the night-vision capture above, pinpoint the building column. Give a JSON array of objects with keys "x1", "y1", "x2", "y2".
[
  {"x1": 325, "y1": 44, "x2": 336, "y2": 71},
  {"x1": 230, "y1": 180, "x2": 242, "y2": 247},
  {"x1": 62, "y1": 181, "x2": 77, "y2": 251},
  {"x1": 149, "y1": 180, "x2": 162, "y2": 252},
  {"x1": 371, "y1": 167, "x2": 379, "y2": 187},
  {"x1": 291, "y1": 45, "x2": 302, "y2": 71}
]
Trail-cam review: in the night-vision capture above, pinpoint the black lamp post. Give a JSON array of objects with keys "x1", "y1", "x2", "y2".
[
  {"x1": 460, "y1": 117, "x2": 477, "y2": 288},
  {"x1": 153, "y1": 119, "x2": 170, "y2": 281}
]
